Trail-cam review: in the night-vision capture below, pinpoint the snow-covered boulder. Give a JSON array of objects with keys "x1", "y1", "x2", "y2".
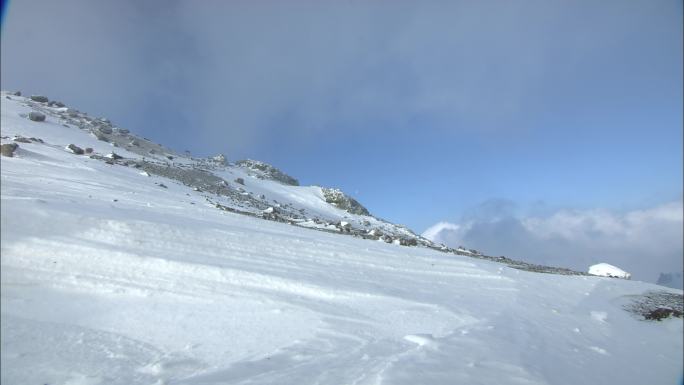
[
  {"x1": 588, "y1": 263, "x2": 631, "y2": 279},
  {"x1": 66, "y1": 144, "x2": 84, "y2": 155}
]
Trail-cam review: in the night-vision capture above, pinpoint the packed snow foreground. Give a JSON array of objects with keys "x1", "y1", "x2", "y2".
[{"x1": 1, "y1": 92, "x2": 682, "y2": 385}]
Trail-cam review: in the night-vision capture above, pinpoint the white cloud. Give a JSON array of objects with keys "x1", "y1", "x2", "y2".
[{"x1": 423, "y1": 200, "x2": 683, "y2": 283}]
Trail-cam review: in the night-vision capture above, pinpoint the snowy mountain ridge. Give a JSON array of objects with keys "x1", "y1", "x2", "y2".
[
  {"x1": 1, "y1": 91, "x2": 682, "y2": 384},
  {"x1": 0, "y1": 91, "x2": 603, "y2": 275}
]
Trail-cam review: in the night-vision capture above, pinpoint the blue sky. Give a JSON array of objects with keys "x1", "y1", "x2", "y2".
[{"x1": 2, "y1": 0, "x2": 682, "y2": 280}]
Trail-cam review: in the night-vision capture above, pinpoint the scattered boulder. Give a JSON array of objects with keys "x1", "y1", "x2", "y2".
[
  {"x1": 93, "y1": 132, "x2": 109, "y2": 142},
  {"x1": 259, "y1": 194, "x2": 266, "y2": 200},
  {"x1": 48, "y1": 101, "x2": 65, "y2": 107},
  {"x1": 66, "y1": 144, "x2": 84, "y2": 155},
  {"x1": 30, "y1": 95, "x2": 48, "y2": 103},
  {"x1": 13, "y1": 91, "x2": 21, "y2": 96},
  {"x1": 106, "y1": 152, "x2": 123, "y2": 160},
  {"x1": 97, "y1": 125, "x2": 113, "y2": 134},
  {"x1": 117, "y1": 128, "x2": 130, "y2": 134},
  {"x1": 1, "y1": 143, "x2": 19, "y2": 157},
  {"x1": 368, "y1": 228, "x2": 383, "y2": 237},
  {"x1": 28, "y1": 112, "x2": 46, "y2": 122},
  {"x1": 66, "y1": 108, "x2": 79, "y2": 117},
  {"x1": 262, "y1": 206, "x2": 281, "y2": 220},
  {"x1": 381, "y1": 235, "x2": 393, "y2": 243},
  {"x1": 235, "y1": 177, "x2": 245, "y2": 185},
  {"x1": 13, "y1": 136, "x2": 32, "y2": 143},
  {"x1": 362, "y1": 220, "x2": 371, "y2": 226},
  {"x1": 337, "y1": 221, "x2": 352, "y2": 232},
  {"x1": 84, "y1": 147, "x2": 93, "y2": 154},
  {"x1": 399, "y1": 237, "x2": 418, "y2": 246}
]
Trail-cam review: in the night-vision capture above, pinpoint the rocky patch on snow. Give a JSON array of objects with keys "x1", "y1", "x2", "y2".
[
  {"x1": 624, "y1": 291, "x2": 684, "y2": 321},
  {"x1": 235, "y1": 159, "x2": 299, "y2": 186}
]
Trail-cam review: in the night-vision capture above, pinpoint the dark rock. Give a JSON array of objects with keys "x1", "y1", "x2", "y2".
[
  {"x1": 66, "y1": 108, "x2": 79, "y2": 117},
  {"x1": 29, "y1": 137, "x2": 44, "y2": 143},
  {"x1": 107, "y1": 152, "x2": 123, "y2": 160},
  {"x1": 399, "y1": 237, "x2": 418, "y2": 246},
  {"x1": 158, "y1": 183, "x2": 168, "y2": 189},
  {"x1": 13, "y1": 136, "x2": 32, "y2": 143},
  {"x1": 66, "y1": 144, "x2": 84, "y2": 155},
  {"x1": 30, "y1": 95, "x2": 48, "y2": 103},
  {"x1": 13, "y1": 91, "x2": 21, "y2": 96},
  {"x1": 84, "y1": 147, "x2": 93, "y2": 154},
  {"x1": 1, "y1": 143, "x2": 19, "y2": 157},
  {"x1": 28, "y1": 112, "x2": 46, "y2": 122},
  {"x1": 166, "y1": 155, "x2": 174, "y2": 160},
  {"x1": 368, "y1": 228, "x2": 384, "y2": 237},
  {"x1": 381, "y1": 235, "x2": 393, "y2": 243},
  {"x1": 93, "y1": 132, "x2": 109, "y2": 142},
  {"x1": 97, "y1": 126, "x2": 113, "y2": 134},
  {"x1": 235, "y1": 177, "x2": 245, "y2": 185}
]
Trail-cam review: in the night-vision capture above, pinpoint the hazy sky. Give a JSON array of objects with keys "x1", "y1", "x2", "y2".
[{"x1": 2, "y1": 0, "x2": 682, "y2": 281}]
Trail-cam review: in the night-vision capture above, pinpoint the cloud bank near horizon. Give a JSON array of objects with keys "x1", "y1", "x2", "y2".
[{"x1": 423, "y1": 199, "x2": 684, "y2": 283}]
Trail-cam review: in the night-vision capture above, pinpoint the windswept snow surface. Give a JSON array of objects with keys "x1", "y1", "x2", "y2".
[{"x1": 1, "y1": 93, "x2": 683, "y2": 384}]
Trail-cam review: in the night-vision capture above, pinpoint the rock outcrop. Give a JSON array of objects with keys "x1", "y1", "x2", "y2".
[
  {"x1": 321, "y1": 188, "x2": 370, "y2": 216},
  {"x1": 235, "y1": 159, "x2": 299, "y2": 186}
]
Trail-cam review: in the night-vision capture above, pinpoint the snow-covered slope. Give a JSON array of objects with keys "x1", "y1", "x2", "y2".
[{"x1": 1, "y1": 92, "x2": 682, "y2": 385}]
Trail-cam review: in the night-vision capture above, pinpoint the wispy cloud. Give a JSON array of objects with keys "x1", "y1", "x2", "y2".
[{"x1": 423, "y1": 200, "x2": 684, "y2": 283}]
